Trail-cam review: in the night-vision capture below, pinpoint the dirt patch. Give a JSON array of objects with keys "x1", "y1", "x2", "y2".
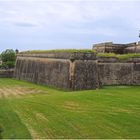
[
  {"x1": 28, "y1": 128, "x2": 40, "y2": 139},
  {"x1": 0, "y1": 86, "x2": 43, "y2": 98},
  {"x1": 35, "y1": 113, "x2": 49, "y2": 122},
  {"x1": 63, "y1": 101, "x2": 85, "y2": 113}
]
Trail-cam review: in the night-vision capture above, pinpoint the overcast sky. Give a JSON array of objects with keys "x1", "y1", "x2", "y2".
[{"x1": 0, "y1": 0, "x2": 140, "y2": 52}]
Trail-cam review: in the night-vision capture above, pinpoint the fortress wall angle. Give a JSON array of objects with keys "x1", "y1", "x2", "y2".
[
  {"x1": 14, "y1": 52, "x2": 140, "y2": 90},
  {"x1": 15, "y1": 52, "x2": 99, "y2": 90}
]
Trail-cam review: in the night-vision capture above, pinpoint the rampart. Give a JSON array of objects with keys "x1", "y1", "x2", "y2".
[
  {"x1": 14, "y1": 51, "x2": 140, "y2": 90},
  {"x1": 14, "y1": 52, "x2": 99, "y2": 90}
]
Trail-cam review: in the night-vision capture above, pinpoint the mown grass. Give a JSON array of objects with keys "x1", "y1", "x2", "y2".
[
  {"x1": 0, "y1": 78, "x2": 140, "y2": 139},
  {"x1": 19, "y1": 49, "x2": 95, "y2": 54},
  {"x1": 97, "y1": 53, "x2": 140, "y2": 60}
]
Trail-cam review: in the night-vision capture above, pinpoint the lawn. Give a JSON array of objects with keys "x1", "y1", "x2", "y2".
[{"x1": 0, "y1": 78, "x2": 140, "y2": 139}]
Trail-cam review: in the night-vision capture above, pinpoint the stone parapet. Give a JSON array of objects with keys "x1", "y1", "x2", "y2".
[
  {"x1": 14, "y1": 51, "x2": 140, "y2": 90},
  {"x1": 17, "y1": 52, "x2": 96, "y2": 60}
]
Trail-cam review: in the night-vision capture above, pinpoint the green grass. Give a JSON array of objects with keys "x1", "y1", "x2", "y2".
[
  {"x1": 97, "y1": 53, "x2": 140, "y2": 60},
  {"x1": 0, "y1": 78, "x2": 140, "y2": 139},
  {"x1": 19, "y1": 49, "x2": 95, "y2": 54}
]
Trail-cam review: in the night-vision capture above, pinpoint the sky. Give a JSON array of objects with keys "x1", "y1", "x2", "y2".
[{"x1": 0, "y1": 0, "x2": 140, "y2": 52}]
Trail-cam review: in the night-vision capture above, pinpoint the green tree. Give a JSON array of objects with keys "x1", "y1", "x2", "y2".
[{"x1": 0, "y1": 49, "x2": 16, "y2": 69}]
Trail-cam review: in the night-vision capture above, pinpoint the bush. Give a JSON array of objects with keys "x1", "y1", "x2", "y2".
[
  {"x1": 1, "y1": 49, "x2": 16, "y2": 62},
  {"x1": 0, "y1": 49, "x2": 16, "y2": 69},
  {"x1": 1, "y1": 61, "x2": 15, "y2": 69}
]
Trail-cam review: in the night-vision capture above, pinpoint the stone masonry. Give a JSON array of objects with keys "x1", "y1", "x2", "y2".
[
  {"x1": 15, "y1": 52, "x2": 99, "y2": 90},
  {"x1": 93, "y1": 42, "x2": 140, "y2": 54},
  {"x1": 14, "y1": 48, "x2": 140, "y2": 90}
]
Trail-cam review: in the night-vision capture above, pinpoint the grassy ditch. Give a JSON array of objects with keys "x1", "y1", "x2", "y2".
[{"x1": 0, "y1": 78, "x2": 140, "y2": 139}]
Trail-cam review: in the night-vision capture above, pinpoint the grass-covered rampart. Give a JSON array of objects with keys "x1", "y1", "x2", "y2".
[
  {"x1": 19, "y1": 49, "x2": 140, "y2": 60},
  {"x1": 19, "y1": 49, "x2": 95, "y2": 54},
  {"x1": 97, "y1": 53, "x2": 140, "y2": 60}
]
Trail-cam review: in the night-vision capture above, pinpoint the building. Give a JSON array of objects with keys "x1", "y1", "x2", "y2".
[{"x1": 93, "y1": 42, "x2": 140, "y2": 54}]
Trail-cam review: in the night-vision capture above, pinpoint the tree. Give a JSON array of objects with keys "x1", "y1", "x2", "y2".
[{"x1": 0, "y1": 49, "x2": 16, "y2": 69}]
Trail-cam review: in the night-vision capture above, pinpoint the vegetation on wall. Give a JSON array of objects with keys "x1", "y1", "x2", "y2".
[
  {"x1": 97, "y1": 53, "x2": 140, "y2": 60},
  {"x1": 0, "y1": 49, "x2": 16, "y2": 69},
  {"x1": 19, "y1": 50, "x2": 140, "y2": 60},
  {"x1": 19, "y1": 49, "x2": 95, "y2": 54}
]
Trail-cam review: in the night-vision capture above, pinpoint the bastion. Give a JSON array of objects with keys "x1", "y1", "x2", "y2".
[
  {"x1": 14, "y1": 52, "x2": 99, "y2": 90},
  {"x1": 14, "y1": 43, "x2": 140, "y2": 90}
]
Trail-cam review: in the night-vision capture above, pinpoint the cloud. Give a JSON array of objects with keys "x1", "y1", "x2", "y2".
[
  {"x1": 14, "y1": 22, "x2": 37, "y2": 27},
  {"x1": 0, "y1": 0, "x2": 140, "y2": 52},
  {"x1": 0, "y1": 0, "x2": 139, "y2": 29}
]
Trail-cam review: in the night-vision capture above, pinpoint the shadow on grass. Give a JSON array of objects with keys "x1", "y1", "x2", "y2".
[{"x1": 0, "y1": 126, "x2": 3, "y2": 139}]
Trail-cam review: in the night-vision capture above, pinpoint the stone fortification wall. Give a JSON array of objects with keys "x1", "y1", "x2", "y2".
[
  {"x1": 15, "y1": 52, "x2": 99, "y2": 90},
  {"x1": 98, "y1": 57, "x2": 140, "y2": 85},
  {"x1": 124, "y1": 45, "x2": 140, "y2": 53},
  {"x1": 14, "y1": 52, "x2": 140, "y2": 90},
  {"x1": 0, "y1": 69, "x2": 14, "y2": 78},
  {"x1": 93, "y1": 42, "x2": 127, "y2": 54},
  {"x1": 92, "y1": 42, "x2": 112, "y2": 53},
  {"x1": 73, "y1": 60, "x2": 98, "y2": 89},
  {"x1": 93, "y1": 42, "x2": 140, "y2": 54}
]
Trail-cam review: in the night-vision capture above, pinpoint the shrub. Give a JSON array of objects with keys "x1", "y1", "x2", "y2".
[
  {"x1": 1, "y1": 49, "x2": 16, "y2": 62},
  {"x1": 1, "y1": 61, "x2": 15, "y2": 69},
  {"x1": 0, "y1": 49, "x2": 16, "y2": 69}
]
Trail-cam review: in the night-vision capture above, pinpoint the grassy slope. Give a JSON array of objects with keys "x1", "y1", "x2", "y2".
[
  {"x1": 0, "y1": 79, "x2": 140, "y2": 139},
  {"x1": 19, "y1": 49, "x2": 95, "y2": 54}
]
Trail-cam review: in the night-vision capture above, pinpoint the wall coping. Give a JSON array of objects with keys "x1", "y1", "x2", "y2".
[{"x1": 17, "y1": 52, "x2": 97, "y2": 60}]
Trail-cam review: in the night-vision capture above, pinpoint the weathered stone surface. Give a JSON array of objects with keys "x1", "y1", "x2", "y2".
[
  {"x1": 93, "y1": 42, "x2": 140, "y2": 54},
  {"x1": 0, "y1": 69, "x2": 14, "y2": 78},
  {"x1": 14, "y1": 52, "x2": 140, "y2": 90},
  {"x1": 73, "y1": 60, "x2": 98, "y2": 90},
  {"x1": 98, "y1": 63, "x2": 133, "y2": 85},
  {"x1": 98, "y1": 57, "x2": 140, "y2": 63},
  {"x1": 133, "y1": 63, "x2": 140, "y2": 85},
  {"x1": 98, "y1": 61, "x2": 140, "y2": 86},
  {"x1": 15, "y1": 57, "x2": 71, "y2": 89},
  {"x1": 14, "y1": 53, "x2": 99, "y2": 90},
  {"x1": 17, "y1": 52, "x2": 96, "y2": 60}
]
